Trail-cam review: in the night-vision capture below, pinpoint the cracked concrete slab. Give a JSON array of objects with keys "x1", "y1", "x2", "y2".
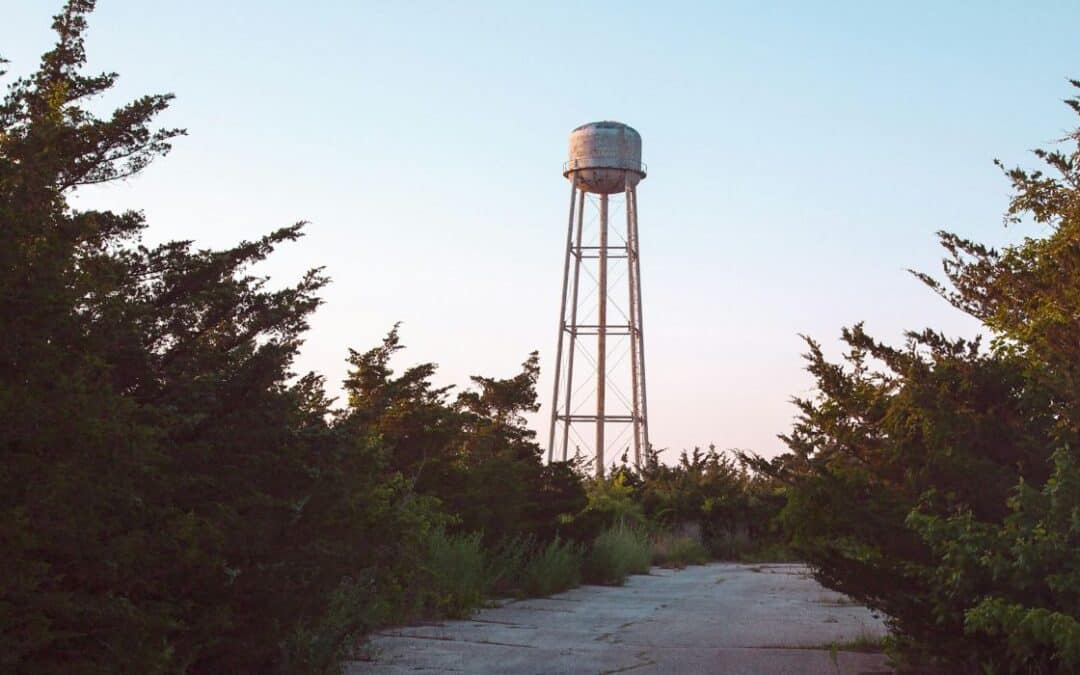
[{"x1": 348, "y1": 563, "x2": 891, "y2": 674}]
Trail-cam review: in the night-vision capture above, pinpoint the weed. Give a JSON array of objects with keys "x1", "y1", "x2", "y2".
[
  {"x1": 737, "y1": 542, "x2": 801, "y2": 564},
  {"x1": 822, "y1": 628, "x2": 886, "y2": 653},
  {"x1": 651, "y1": 533, "x2": 710, "y2": 568},
  {"x1": 707, "y1": 529, "x2": 753, "y2": 560},
  {"x1": 484, "y1": 534, "x2": 534, "y2": 595},
  {"x1": 816, "y1": 594, "x2": 860, "y2": 607},
  {"x1": 520, "y1": 537, "x2": 583, "y2": 597},
  {"x1": 584, "y1": 524, "x2": 651, "y2": 585},
  {"x1": 423, "y1": 530, "x2": 486, "y2": 618}
]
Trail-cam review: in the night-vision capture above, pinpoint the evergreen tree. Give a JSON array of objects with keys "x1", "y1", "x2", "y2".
[
  {"x1": 752, "y1": 83, "x2": 1080, "y2": 672},
  {"x1": 1, "y1": 4, "x2": 439, "y2": 672}
]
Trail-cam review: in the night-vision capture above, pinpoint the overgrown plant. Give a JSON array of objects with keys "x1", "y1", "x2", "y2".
[
  {"x1": 747, "y1": 82, "x2": 1080, "y2": 672},
  {"x1": 651, "y1": 533, "x2": 710, "y2": 568},
  {"x1": 520, "y1": 537, "x2": 584, "y2": 597},
  {"x1": 583, "y1": 525, "x2": 652, "y2": 585},
  {"x1": 0, "y1": 4, "x2": 584, "y2": 672},
  {"x1": 423, "y1": 531, "x2": 487, "y2": 619}
]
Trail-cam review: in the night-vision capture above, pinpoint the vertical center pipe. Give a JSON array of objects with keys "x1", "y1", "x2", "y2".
[
  {"x1": 547, "y1": 178, "x2": 577, "y2": 464},
  {"x1": 596, "y1": 193, "x2": 608, "y2": 479}
]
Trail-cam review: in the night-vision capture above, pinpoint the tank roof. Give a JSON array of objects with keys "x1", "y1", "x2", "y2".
[{"x1": 571, "y1": 120, "x2": 638, "y2": 134}]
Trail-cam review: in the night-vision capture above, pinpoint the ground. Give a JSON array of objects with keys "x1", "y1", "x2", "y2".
[{"x1": 349, "y1": 562, "x2": 892, "y2": 674}]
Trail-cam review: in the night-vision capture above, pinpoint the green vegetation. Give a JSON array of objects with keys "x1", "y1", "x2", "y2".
[
  {"x1": 744, "y1": 83, "x2": 1080, "y2": 673},
  {"x1": 593, "y1": 447, "x2": 792, "y2": 562},
  {"x1": 0, "y1": 4, "x2": 586, "y2": 672},
  {"x1": 520, "y1": 537, "x2": 584, "y2": 597},
  {"x1": 14, "y1": 5, "x2": 1078, "y2": 675},
  {"x1": 0, "y1": 7, "x2": 757, "y2": 672},
  {"x1": 583, "y1": 525, "x2": 652, "y2": 585},
  {"x1": 650, "y1": 533, "x2": 710, "y2": 568},
  {"x1": 823, "y1": 629, "x2": 886, "y2": 654},
  {"x1": 482, "y1": 535, "x2": 534, "y2": 596},
  {"x1": 423, "y1": 532, "x2": 486, "y2": 619}
]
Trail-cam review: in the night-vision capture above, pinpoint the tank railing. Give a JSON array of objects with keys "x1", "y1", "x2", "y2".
[{"x1": 562, "y1": 158, "x2": 647, "y2": 176}]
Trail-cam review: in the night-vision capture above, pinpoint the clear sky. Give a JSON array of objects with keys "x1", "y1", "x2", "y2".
[{"x1": 5, "y1": 2, "x2": 1080, "y2": 460}]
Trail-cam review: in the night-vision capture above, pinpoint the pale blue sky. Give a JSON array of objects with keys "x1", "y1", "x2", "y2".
[{"x1": 6, "y1": 2, "x2": 1079, "y2": 459}]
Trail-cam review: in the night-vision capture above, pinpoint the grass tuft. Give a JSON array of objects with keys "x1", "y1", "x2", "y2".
[
  {"x1": 520, "y1": 537, "x2": 583, "y2": 597},
  {"x1": 707, "y1": 530, "x2": 799, "y2": 563},
  {"x1": 484, "y1": 534, "x2": 534, "y2": 595},
  {"x1": 583, "y1": 524, "x2": 651, "y2": 585},
  {"x1": 651, "y1": 532, "x2": 710, "y2": 568},
  {"x1": 823, "y1": 628, "x2": 886, "y2": 653},
  {"x1": 424, "y1": 530, "x2": 486, "y2": 618}
]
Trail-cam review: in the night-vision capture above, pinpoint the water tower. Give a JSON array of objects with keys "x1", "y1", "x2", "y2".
[{"x1": 547, "y1": 121, "x2": 650, "y2": 478}]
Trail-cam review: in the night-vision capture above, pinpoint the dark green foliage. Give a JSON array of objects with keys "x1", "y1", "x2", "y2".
[
  {"x1": 636, "y1": 446, "x2": 786, "y2": 553},
  {"x1": 749, "y1": 83, "x2": 1080, "y2": 672},
  {"x1": 340, "y1": 326, "x2": 587, "y2": 547},
  {"x1": 0, "y1": 4, "x2": 587, "y2": 672},
  {"x1": 0, "y1": 4, "x2": 447, "y2": 672},
  {"x1": 574, "y1": 447, "x2": 788, "y2": 561}
]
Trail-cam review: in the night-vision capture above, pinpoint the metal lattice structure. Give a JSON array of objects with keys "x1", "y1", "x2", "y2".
[{"x1": 547, "y1": 121, "x2": 649, "y2": 478}]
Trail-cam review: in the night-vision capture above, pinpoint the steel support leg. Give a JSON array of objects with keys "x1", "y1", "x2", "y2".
[
  {"x1": 548, "y1": 179, "x2": 577, "y2": 463},
  {"x1": 561, "y1": 189, "x2": 585, "y2": 462}
]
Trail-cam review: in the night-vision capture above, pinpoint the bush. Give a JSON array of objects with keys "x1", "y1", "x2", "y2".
[
  {"x1": 423, "y1": 531, "x2": 486, "y2": 619},
  {"x1": 706, "y1": 529, "x2": 753, "y2": 560},
  {"x1": 582, "y1": 474, "x2": 646, "y2": 529},
  {"x1": 520, "y1": 537, "x2": 583, "y2": 597},
  {"x1": 482, "y1": 535, "x2": 533, "y2": 595},
  {"x1": 651, "y1": 533, "x2": 710, "y2": 568},
  {"x1": 737, "y1": 542, "x2": 800, "y2": 564},
  {"x1": 745, "y1": 83, "x2": 1080, "y2": 671},
  {"x1": 704, "y1": 529, "x2": 797, "y2": 562},
  {"x1": 583, "y1": 525, "x2": 651, "y2": 585}
]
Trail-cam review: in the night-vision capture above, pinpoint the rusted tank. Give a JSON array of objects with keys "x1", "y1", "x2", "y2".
[{"x1": 563, "y1": 121, "x2": 645, "y2": 194}]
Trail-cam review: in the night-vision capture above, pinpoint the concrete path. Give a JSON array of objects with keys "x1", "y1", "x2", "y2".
[{"x1": 349, "y1": 563, "x2": 892, "y2": 675}]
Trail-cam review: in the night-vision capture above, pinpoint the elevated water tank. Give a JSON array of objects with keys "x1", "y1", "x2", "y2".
[{"x1": 563, "y1": 121, "x2": 646, "y2": 194}]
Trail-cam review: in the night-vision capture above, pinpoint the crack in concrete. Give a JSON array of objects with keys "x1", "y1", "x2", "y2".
[
  {"x1": 373, "y1": 632, "x2": 538, "y2": 650},
  {"x1": 356, "y1": 563, "x2": 891, "y2": 674},
  {"x1": 468, "y1": 618, "x2": 537, "y2": 628},
  {"x1": 520, "y1": 597, "x2": 582, "y2": 603},
  {"x1": 600, "y1": 649, "x2": 656, "y2": 674}
]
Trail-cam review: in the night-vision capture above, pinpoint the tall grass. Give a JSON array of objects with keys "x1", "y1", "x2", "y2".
[
  {"x1": 707, "y1": 529, "x2": 798, "y2": 562},
  {"x1": 483, "y1": 534, "x2": 534, "y2": 595},
  {"x1": 651, "y1": 533, "x2": 710, "y2": 568},
  {"x1": 583, "y1": 524, "x2": 651, "y2": 585},
  {"x1": 520, "y1": 537, "x2": 583, "y2": 597},
  {"x1": 424, "y1": 530, "x2": 486, "y2": 618},
  {"x1": 706, "y1": 529, "x2": 753, "y2": 560}
]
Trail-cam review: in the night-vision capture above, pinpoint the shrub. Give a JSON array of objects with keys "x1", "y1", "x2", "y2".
[
  {"x1": 423, "y1": 531, "x2": 486, "y2": 618},
  {"x1": 745, "y1": 82, "x2": 1080, "y2": 671},
  {"x1": 583, "y1": 525, "x2": 651, "y2": 585},
  {"x1": 651, "y1": 533, "x2": 710, "y2": 568},
  {"x1": 706, "y1": 529, "x2": 753, "y2": 560},
  {"x1": 520, "y1": 537, "x2": 583, "y2": 597},
  {"x1": 483, "y1": 535, "x2": 534, "y2": 595},
  {"x1": 583, "y1": 474, "x2": 646, "y2": 529},
  {"x1": 703, "y1": 529, "x2": 797, "y2": 562},
  {"x1": 737, "y1": 542, "x2": 800, "y2": 564}
]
